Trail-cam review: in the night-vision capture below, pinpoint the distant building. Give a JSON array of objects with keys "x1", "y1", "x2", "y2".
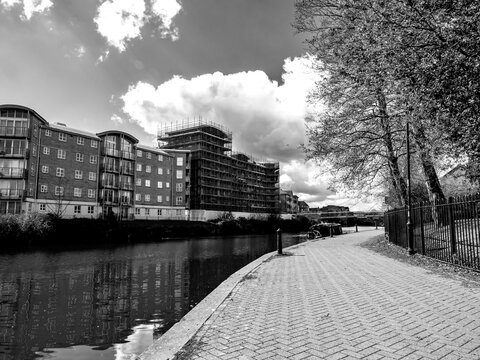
[
  {"x1": 158, "y1": 120, "x2": 280, "y2": 220},
  {"x1": 298, "y1": 200, "x2": 309, "y2": 213},
  {"x1": 439, "y1": 165, "x2": 479, "y2": 197}
]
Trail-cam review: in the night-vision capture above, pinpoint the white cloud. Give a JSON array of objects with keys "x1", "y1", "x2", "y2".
[
  {"x1": 1, "y1": 0, "x2": 53, "y2": 20},
  {"x1": 121, "y1": 55, "x2": 319, "y2": 162},
  {"x1": 150, "y1": 0, "x2": 181, "y2": 41},
  {"x1": 94, "y1": 0, "x2": 181, "y2": 52},
  {"x1": 119, "y1": 54, "x2": 381, "y2": 209},
  {"x1": 94, "y1": 0, "x2": 146, "y2": 52}
]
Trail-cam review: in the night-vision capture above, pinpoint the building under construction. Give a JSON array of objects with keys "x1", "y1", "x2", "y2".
[{"x1": 158, "y1": 120, "x2": 280, "y2": 217}]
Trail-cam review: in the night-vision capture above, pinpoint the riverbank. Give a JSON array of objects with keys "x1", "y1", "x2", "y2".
[{"x1": 0, "y1": 213, "x2": 312, "y2": 251}]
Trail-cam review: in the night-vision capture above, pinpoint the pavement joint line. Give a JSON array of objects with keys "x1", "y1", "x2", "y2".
[{"x1": 138, "y1": 241, "x2": 307, "y2": 360}]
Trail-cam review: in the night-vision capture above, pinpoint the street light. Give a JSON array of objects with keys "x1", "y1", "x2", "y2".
[{"x1": 406, "y1": 122, "x2": 415, "y2": 255}]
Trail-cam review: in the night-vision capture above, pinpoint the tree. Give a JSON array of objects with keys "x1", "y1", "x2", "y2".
[{"x1": 294, "y1": 0, "x2": 449, "y2": 204}]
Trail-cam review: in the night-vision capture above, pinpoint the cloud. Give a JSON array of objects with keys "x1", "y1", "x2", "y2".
[
  {"x1": 94, "y1": 0, "x2": 181, "y2": 52},
  {"x1": 94, "y1": 0, "x2": 146, "y2": 52},
  {"x1": 120, "y1": 55, "x2": 320, "y2": 163},
  {"x1": 150, "y1": 0, "x2": 181, "y2": 41},
  {"x1": 1, "y1": 0, "x2": 53, "y2": 20}
]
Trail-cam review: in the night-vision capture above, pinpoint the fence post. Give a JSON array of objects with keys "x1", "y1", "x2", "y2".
[
  {"x1": 448, "y1": 197, "x2": 457, "y2": 256},
  {"x1": 419, "y1": 201, "x2": 425, "y2": 255}
]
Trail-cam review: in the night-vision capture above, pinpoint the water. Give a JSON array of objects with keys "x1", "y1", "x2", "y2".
[{"x1": 0, "y1": 233, "x2": 305, "y2": 360}]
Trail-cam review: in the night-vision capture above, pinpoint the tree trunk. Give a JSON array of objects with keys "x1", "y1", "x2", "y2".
[
  {"x1": 377, "y1": 89, "x2": 407, "y2": 206},
  {"x1": 410, "y1": 122, "x2": 445, "y2": 203}
]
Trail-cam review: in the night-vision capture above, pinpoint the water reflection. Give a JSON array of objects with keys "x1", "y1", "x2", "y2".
[{"x1": 0, "y1": 234, "x2": 304, "y2": 360}]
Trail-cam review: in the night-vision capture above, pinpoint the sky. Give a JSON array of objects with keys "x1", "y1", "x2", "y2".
[{"x1": 0, "y1": 0, "x2": 382, "y2": 211}]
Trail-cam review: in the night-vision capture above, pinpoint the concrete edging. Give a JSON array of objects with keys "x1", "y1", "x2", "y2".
[{"x1": 139, "y1": 242, "x2": 306, "y2": 360}]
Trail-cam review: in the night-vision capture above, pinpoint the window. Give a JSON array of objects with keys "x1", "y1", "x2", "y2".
[
  {"x1": 40, "y1": 184, "x2": 48, "y2": 193},
  {"x1": 56, "y1": 168, "x2": 65, "y2": 177},
  {"x1": 76, "y1": 153, "x2": 84, "y2": 162},
  {"x1": 42, "y1": 165, "x2": 49, "y2": 174},
  {"x1": 145, "y1": 180, "x2": 150, "y2": 187},
  {"x1": 88, "y1": 189, "x2": 95, "y2": 198},
  {"x1": 157, "y1": 209, "x2": 162, "y2": 215},
  {"x1": 40, "y1": 204, "x2": 46, "y2": 211},
  {"x1": 166, "y1": 195, "x2": 170, "y2": 202},
  {"x1": 91, "y1": 140, "x2": 98, "y2": 148},
  {"x1": 45, "y1": 129, "x2": 51, "y2": 137},
  {"x1": 176, "y1": 170, "x2": 183, "y2": 179},
  {"x1": 33, "y1": 125, "x2": 38, "y2": 137},
  {"x1": 158, "y1": 154, "x2": 163, "y2": 161},
  {"x1": 157, "y1": 195, "x2": 163, "y2": 203},
  {"x1": 146, "y1": 165, "x2": 151, "y2": 173},
  {"x1": 43, "y1": 146, "x2": 50, "y2": 155},
  {"x1": 157, "y1": 181, "x2": 163, "y2": 188},
  {"x1": 167, "y1": 168, "x2": 171, "y2": 175},
  {"x1": 57, "y1": 149, "x2": 66, "y2": 159},
  {"x1": 55, "y1": 186, "x2": 64, "y2": 196},
  {"x1": 146, "y1": 152, "x2": 151, "y2": 159},
  {"x1": 74, "y1": 188, "x2": 82, "y2": 197},
  {"x1": 31, "y1": 165, "x2": 35, "y2": 176},
  {"x1": 90, "y1": 155, "x2": 97, "y2": 164},
  {"x1": 89, "y1": 172, "x2": 96, "y2": 181},
  {"x1": 136, "y1": 149, "x2": 142, "y2": 157},
  {"x1": 177, "y1": 157, "x2": 183, "y2": 166},
  {"x1": 59, "y1": 132, "x2": 67, "y2": 142},
  {"x1": 145, "y1": 208, "x2": 150, "y2": 215},
  {"x1": 176, "y1": 209, "x2": 183, "y2": 216},
  {"x1": 32, "y1": 147, "x2": 36, "y2": 157},
  {"x1": 176, "y1": 196, "x2": 183, "y2": 205},
  {"x1": 88, "y1": 206, "x2": 94, "y2": 214},
  {"x1": 75, "y1": 170, "x2": 83, "y2": 179},
  {"x1": 176, "y1": 183, "x2": 183, "y2": 192},
  {"x1": 166, "y1": 182, "x2": 170, "y2": 188},
  {"x1": 157, "y1": 167, "x2": 163, "y2": 175},
  {"x1": 74, "y1": 205, "x2": 81, "y2": 214},
  {"x1": 135, "y1": 208, "x2": 141, "y2": 215},
  {"x1": 145, "y1": 194, "x2": 150, "y2": 202},
  {"x1": 136, "y1": 164, "x2": 142, "y2": 171},
  {"x1": 135, "y1": 194, "x2": 141, "y2": 201},
  {"x1": 136, "y1": 178, "x2": 141, "y2": 186},
  {"x1": 77, "y1": 137, "x2": 84, "y2": 145}
]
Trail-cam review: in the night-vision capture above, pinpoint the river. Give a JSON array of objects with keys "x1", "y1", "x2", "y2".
[{"x1": 0, "y1": 233, "x2": 305, "y2": 360}]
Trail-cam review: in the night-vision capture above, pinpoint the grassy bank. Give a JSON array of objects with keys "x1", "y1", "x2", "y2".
[{"x1": 0, "y1": 213, "x2": 313, "y2": 252}]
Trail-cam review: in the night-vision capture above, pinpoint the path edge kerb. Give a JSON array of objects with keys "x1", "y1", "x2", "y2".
[{"x1": 138, "y1": 242, "x2": 306, "y2": 360}]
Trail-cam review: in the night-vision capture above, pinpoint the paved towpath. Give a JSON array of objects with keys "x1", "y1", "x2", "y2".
[{"x1": 142, "y1": 229, "x2": 480, "y2": 360}]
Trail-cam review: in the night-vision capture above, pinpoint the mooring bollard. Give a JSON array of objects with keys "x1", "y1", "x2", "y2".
[
  {"x1": 355, "y1": 223, "x2": 358, "y2": 232},
  {"x1": 330, "y1": 225, "x2": 333, "y2": 237},
  {"x1": 277, "y1": 228, "x2": 283, "y2": 255}
]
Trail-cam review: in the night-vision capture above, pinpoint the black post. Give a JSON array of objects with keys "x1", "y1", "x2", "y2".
[
  {"x1": 419, "y1": 201, "x2": 425, "y2": 255},
  {"x1": 330, "y1": 225, "x2": 333, "y2": 237},
  {"x1": 375, "y1": 219, "x2": 378, "y2": 230},
  {"x1": 277, "y1": 228, "x2": 283, "y2": 255},
  {"x1": 406, "y1": 122, "x2": 415, "y2": 255},
  {"x1": 355, "y1": 222, "x2": 358, "y2": 233}
]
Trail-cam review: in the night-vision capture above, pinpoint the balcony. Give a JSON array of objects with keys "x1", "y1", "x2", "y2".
[
  {"x1": 120, "y1": 166, "x2": 134, "y2": 175},
  {"x1": 102, "y1": 148, "x2": 120, "y2": 157},
  {"x1": 101, "y1": 164, "x2": 119, "y2": 173},
  {"x1": 0, "y1": 127, "x2": 29, "y2": 137},
  {"x1": 0, "y1": 189, "x2": 25, "y2": 199},
  {"x1": 121, "y1": 183, "x2": 134, "y2": 191},
  {"x1": 120, "y1": 197, "x2": 133, "y2": 206},
  {"x1": 121, "y1": 151, "x2": 135, "y2": 160},
  {"x1": 0, "y1": 167, "x2": 27, "y2": 178},
  {"x1": 101, "y1": 180, "x2": 119, "y2": 189},
  {"x1": 0, "y1": 149, "x2": 29, "y2": 158}
]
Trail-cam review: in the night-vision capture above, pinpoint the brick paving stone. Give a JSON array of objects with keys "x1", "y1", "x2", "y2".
[{"x1": 170, "y1": 230, "x2": 480, "y2": 360}]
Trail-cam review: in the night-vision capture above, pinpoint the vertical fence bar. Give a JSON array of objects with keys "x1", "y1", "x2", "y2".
[
  {"x1": 448, "y1": 197, "x2": 457, "y2": 259},
  {"x1": 420, "y1": 201, "x2": 425, "y2": 255},
  {"x1": 474, "y1": 195, "x2": 480, "y2": 269}
]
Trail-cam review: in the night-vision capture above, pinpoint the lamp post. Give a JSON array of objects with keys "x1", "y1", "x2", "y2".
[{"x1": 406, "y1": 122, "x2": 415, "y2": 255}]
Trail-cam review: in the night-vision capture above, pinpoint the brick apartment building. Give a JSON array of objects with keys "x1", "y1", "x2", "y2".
[{"x1": 0, "y1": 104, "x2": 190, "y2": 219}]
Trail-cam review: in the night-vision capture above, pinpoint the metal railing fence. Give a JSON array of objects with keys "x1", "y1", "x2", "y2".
[{"x1": 385, "y1": 194, "x2": 480, "y2": 270}]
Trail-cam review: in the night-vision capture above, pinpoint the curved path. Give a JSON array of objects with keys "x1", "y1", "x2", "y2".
[{"x1": 141, "y1": 229, "x2": 480, "y2": 360}]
